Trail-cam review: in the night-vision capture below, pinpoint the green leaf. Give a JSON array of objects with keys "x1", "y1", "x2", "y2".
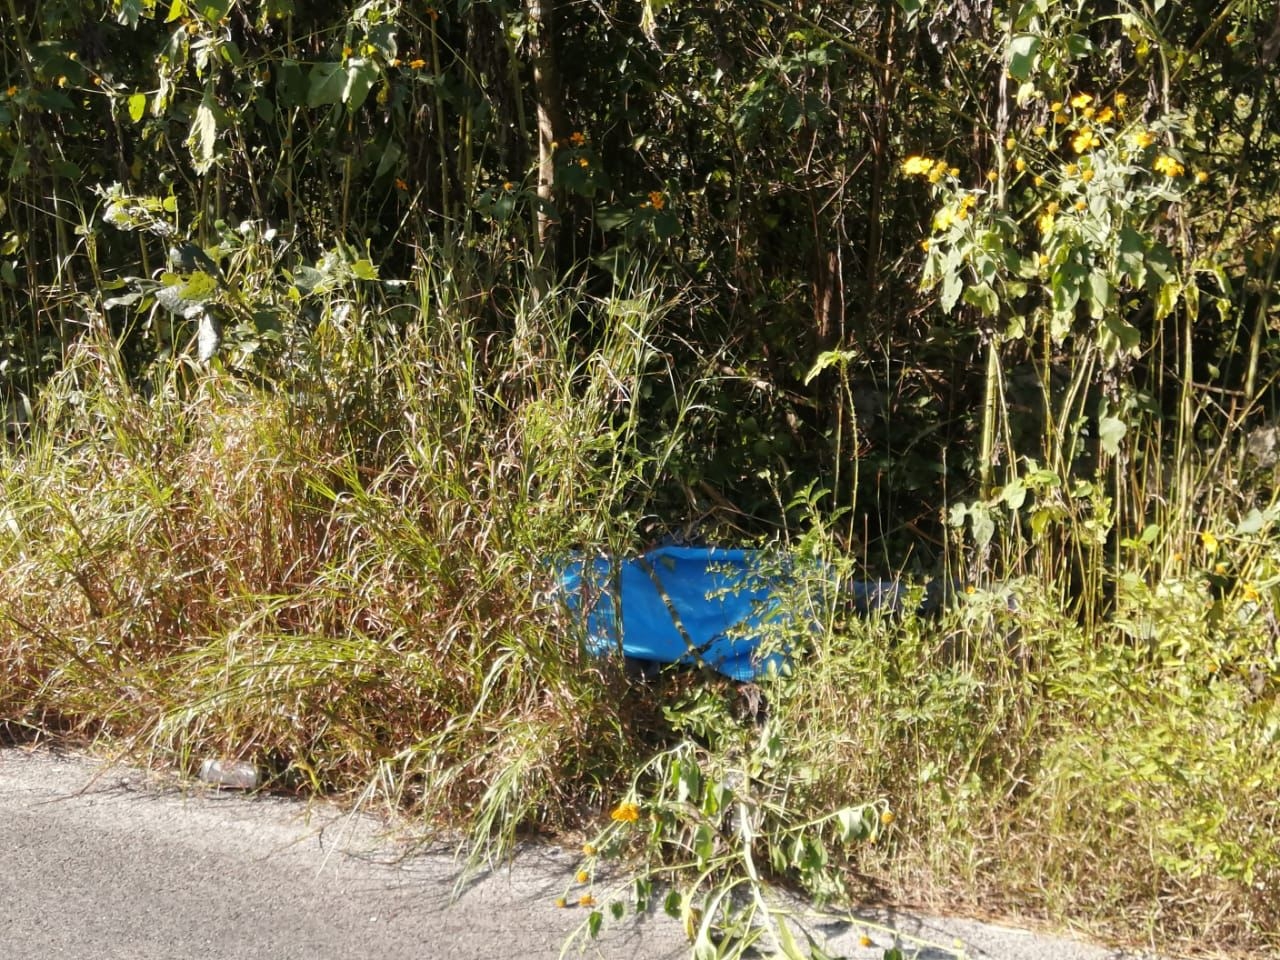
[
  {"x1": 1007, "y1": 35, "x2": 1041, "y2": 81},
  {"x1": 188, "y1": 91, "x2": 220, "y2": 173},
  {"x1": 1086, "y1": 270, "x2": 1109, "y2": 319},
  {"x1": 962, "y1": 282, "x2": 999, "y2": 316},
  {"x1": 128, "y1": 92, "x2": 148, "y2": 123},
  {"x1": 344, "y1": 58, "x2": 379, "y2": 112},
  {"x1": 1098, "y1": 414, "x2": 1127, "y2": 456},
  {"x1": 586, "y1": 910, "x2": 603, "y2": 939},
  {"x1": 307, "y1": 62, "x2": 346, "y2": 107}
]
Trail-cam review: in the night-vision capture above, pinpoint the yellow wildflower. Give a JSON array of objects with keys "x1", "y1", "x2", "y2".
[
  {"x1": 611, "y1": 801, "x2": 641, "y2": 823},
  {"x1": 576, "y1": 870, "x2": 590, "y2": 884},
  {"x1": 342, "y1": 45, "x2": 353, "y2": 58},
  {"x1": 1214, "y1": 562, "x2": 1228, "y2": 575},
  {"x1": 555, "y1": 896, "x2": 568, "y2": 908},
  {"x1": 57, "y1": 75, "x2": 68, "y2": 87},
  {"x1": 1153, "y1": 154, "x2": 1185, "y2": 177},
  {"x1": 1081, "y1": 168, "x2": 1095, "y2": 182},
  {"x1": 1114, "y1": 93, "x2": 1128, "y2": 109},
  {"x1": 1071, "y1": 129, "x2": 1094, "y2": 154},
  {"x1": 1096, "y1": 106, "x2": 1114, "y2": 123},
  {"x1": 986, "y1": 170, "x2": 998, "y2": 182},
  {"x1": 1083, "y1": 106, "x2": 1096, "y2": 119},
  {"x1": 579, "y1": 894, "x2": 596, "y2": 908},
  {"x1": 1038, "y1": 253, "x2": 1049, "y2": 267},
  {"x1": 578, "y1": 157, "x2": 589, "y2": 168},
  {"x1": 1050, "y1": 101, "x2": 1063, "y2": 112},
  {"x1": 502, "y1": 181, "x2": 513, "y2": 191},
  {"x1": 1243, "y1": 583, "x2": 1260, "y2": 603},
  {"x1": 1005, "y1": 136, "x2": 1016, "y2": 150},
  {"x1": 1074, "y1": 199, "x2": 1086, "y2": 211},
  {"x1": 1133, "y1": 130, "x2": 1155, "y2": 148},
  {"x1": 901, "y1": 155, "x2": 934, "y2": 176},
  {"x1": 570, "y1": 130, "x2": 586, "y2": 146},
  {"x1": 933, "y1": 207, "x2": 954, "y2": 231},
  {"x1": 648, "y1": 190, "x2": 665, "y2": 210},
  {"x1": 859, "y1": 934, "x2": 874, "y2": 948},
  {"x1": 961, "y1": 193, "x2": 977, "y2": 209},
  {"x1": 1070, "y1": 92, "x2": 1093, "y2": 109},
  {"x1": 948, "y1": 166, "x2": 959, "y2": 177},
  {"x1": 920, "y1": 238, "x2": 930, "y2": 251},
  {"x1": 1054, "y1": 111, "x2": 1069, "y2": 124},
  {"x1": 1201, "y1": 531, "x2": 1219, "y2": 554},
  {"x1": 880, "y1": 810, "x2": 896, "y2": 826},
  {"x1": 582, "y1": 843, "x2": 597, "y2": 856},
  {"x1": 395, "y1": 177, "x2": 409, "y2": 191},
  {"x1": 929, "y1": 159, "x2": 949, "y2": 183},
  {"x1": 956, "y1": 206, "x2": 969, "y2": 221},
  {"x1": 1065, "y1": 163, "x2": 1079, "y2": 176},
  {"x1": 409, "y1": 58, "x2": 427, "y2": 69},
  {"x1": 1033, "y1": 175, "x2": 1044, "y2": 186},
  {"x1": 1034, "y1": 124, "x2": 1047, "y2": 137},
  {"x1": 5, "y1": 86, "x2": 15, "y2": 97},
  {"x1": 1195, "y1": 170, "x2": 1209, "y2": 184},
  {"x1": 1014, "y1": 156, "x2": 1027, "y2": 172}
]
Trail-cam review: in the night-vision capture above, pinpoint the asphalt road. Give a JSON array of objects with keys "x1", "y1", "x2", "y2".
[{"x1": 0, "y1": 747, "x2": 1165, "y2": 960}]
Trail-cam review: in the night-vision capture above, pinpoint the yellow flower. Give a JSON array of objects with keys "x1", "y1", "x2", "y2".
[
  {"x1": 1033, "y1": 175, "x2": 1044, "y2": 186},
  {"x1": 1054, "y1": 111, "x2": 1069, "y2": 124},
  {"x1": 1133, "y1": 130, "x2": 1155, "y2": 148},
  {"x1": 880, "y1": 810, "x2": 895, "y2": 826},
  {"x1": 575, "y1": 869, "x2": 590, "y2": 884},
  {"x1": 342, "y1": 45, "x2": 353, "y2": 58},
  {"x1": 4, "y1": 86, "x2": 16, "y2": 97},
  {"x1": 933, "y1": 207, "x2": 954, "y2": 231},
  {"x1": 1153, "y1": 154, "x2": 1185, "y2": 177},
  {"x1": 1214, "y1": 562, "x2": 1227, "y2": 575},
  {"x1": 1014, "y1": 157, "x2": 1027, "y2": 172},
  {"x1": 1005, "y1": 136, "x2": 1016, "y2": 150},
  {"x1": 582, "y1": 843, "x2": 597, "y2": 856},
  {"x1": 901, "y1": 155, "x2": 934, "y2": 176},
  {"x1": 920, "y1": 238, "x2": 930, "y2": 251},
  {"x1": 859, "y1": 934, "x2": 874, "y2": 947},
  {"x1": 502, "y1": 181, "x2": 514, "y2": 191},
  {"x1": 986, "y1": 170, "x2": 998, "y2": 182},
  {"x1": 928, "y1": 159, "x2": 949, "y2": 183},
  {"x1": 648, "y1": 190, "x2": 665, "y2": 210},
  {"x1": 1082, "y1": 106, "x2": 1096, "y2": 119},
  {"x1": 961, "y1": 194, "x2": 977, "y2": 209},
  {"x1": 948, "y1": 166, "x2": 959, "y2": 177},
  {"x1": 956, "y1": 206, "x2": 969, "y2": 221},
  {"x1": 1074, "y1": 199, "x2": 1086, "y2": 211},
  {"x1": 578, "y1": 157, "x2": 589, "y2": 168},
  {"x1": 1201, "y1": 531, "x2": 1219, "y2": 554},
  {"x1": 1195, "y1": 170, "x2": 1209, "y2": 184},
  {"x1": 1050, "y1": 101, "x2": 1063, "y2": 112},
  {"x1": 555, "y1": 896, "x2": 568, "y2": 908},
  {"x1": 1065, "y1": 163, "x2": 1078, "y2": 176},
  {"x1": 394, "y1": 177, "x2": 409, "y2": 191},
  {"x1": 1081, "y1": 168, "x2": 1095, "y2": 182},
  {"x1": 409, "y1": 58, "x2": 427, "y2": 69},
  {"x1": 1243, "y1": 583, "x2": 1260, "y2": 603},
  {"x1": 57, "y1": 75, "x2": 68, "y2": 88},
  {"x1": 611, "y1": 801, "x2": 640, "y2": 823},
  {"x1": 1070, "y1": 92, "x2": 1093, "y2": 109},
  {"x1": 1034, "y1": 124, "x2": 1047, "y2": 137},
  {"x1": 1071, "y1": 129, "x2": 1095, "y2": 154},
  {"x1": 570, "y1": 130, "x2": 586, "y2": 146},
  {"x1": 1114, "y1": 93, "x2": 1128, "y2": 109},
  {"x1": 1096, "y1": 106, "x2": 1115, "y2": 123},
  {"x1": 578, "y1": 894, "x2": 596, "y2": 908},
  {"x1": 1037, "y1": 253, "x2": 1049, "y2": 267}
]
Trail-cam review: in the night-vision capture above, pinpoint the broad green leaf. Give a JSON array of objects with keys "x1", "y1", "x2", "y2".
[
  {"x1": 1086, "y1": 270, "x2": 1109, "y2": 319},
  {"x1": 343, "y1": 59, "x2": 379, "y2": 112},
  {"x1": 165, "y1": 0, "x2": 186, "y2": 22},
  {"x1": 1098, "y1": 414, "x2": 1127, "y2": 456},
  {"x1": 1007, "y1": 35, "x2": 1040, "y2": 81},
  {"x1": 350, "y1": 258, "x2": 379, "y2": 281},
  {"x1": 307, "y1": 62, "x2": 346, "y2": 107},
  {"x1": 128, "y1": 92, "x2": 148, "y2": 123},
  {"x1": 963, "y1": 282, "x2": 999, "y2": 316},
  {"x1": 188, "y1": 91, "x2": 219, "y2": 172}
]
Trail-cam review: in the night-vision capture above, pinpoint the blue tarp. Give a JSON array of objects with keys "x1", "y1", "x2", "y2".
[
  {"x1": 556, "y1": 546, "x2": 793, "y2": 681},
  {"x1": 556, "y1": 546, "x2": 921, "y2": 681}
]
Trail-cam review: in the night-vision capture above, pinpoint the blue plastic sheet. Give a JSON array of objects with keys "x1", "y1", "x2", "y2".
[
  {"x1": 556, "y1": 546, "x2": 793, "y2": 681},
  {"x1": 556, "y1": 546, "x2": 926, "y2": 681}
]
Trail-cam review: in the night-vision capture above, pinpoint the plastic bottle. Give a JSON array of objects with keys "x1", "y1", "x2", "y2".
[{"x1": 198, "y1": 759, "x2": 259, "y2": 789}]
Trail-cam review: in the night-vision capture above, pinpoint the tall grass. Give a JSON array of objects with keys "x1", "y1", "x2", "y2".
[{"x1": 0, "y1": 258, "x2": 683, "y2": 849}]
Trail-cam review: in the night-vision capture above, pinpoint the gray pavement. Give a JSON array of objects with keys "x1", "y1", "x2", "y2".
[{"x1": 0, "y1": 746, "x2": 1163, "y2": 960}]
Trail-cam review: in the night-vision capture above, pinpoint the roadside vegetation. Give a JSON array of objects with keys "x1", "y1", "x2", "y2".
[{"x1": 1, "y1": 2, "x2": 1278, "y2": 957}]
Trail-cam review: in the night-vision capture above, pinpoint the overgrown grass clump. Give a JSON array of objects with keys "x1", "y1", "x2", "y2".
[{"x1": 2, "y1": 264, "x2": 1278, "y2": 958}]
